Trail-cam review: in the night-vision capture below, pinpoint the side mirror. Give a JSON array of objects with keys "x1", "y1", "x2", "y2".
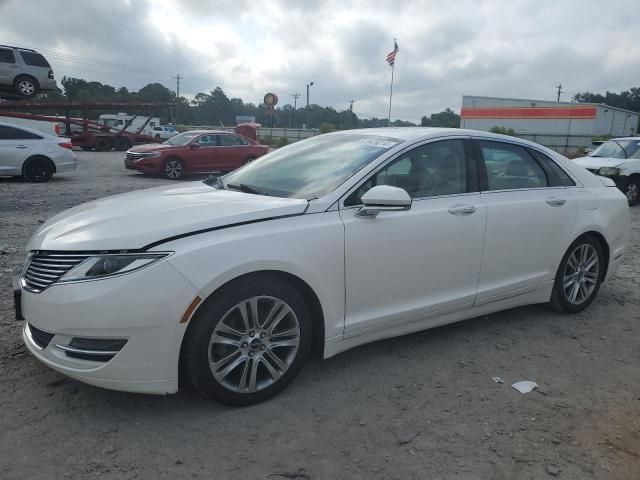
[
  {"x1": 189, "y1": 143, "x2": 201, "y2": 149},
  {"x1": 356, "y1": 185, "x2": 412, "y2": 218}
]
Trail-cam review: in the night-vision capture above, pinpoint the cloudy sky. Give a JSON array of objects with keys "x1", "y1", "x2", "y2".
[{"x1": 1, "y1": 0, "x2": 638, "y2": 121}]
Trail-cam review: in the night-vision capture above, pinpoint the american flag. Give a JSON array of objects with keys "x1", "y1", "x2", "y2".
[{"x1": 386, "y1": 40, "x2": 399, "y2": 67}]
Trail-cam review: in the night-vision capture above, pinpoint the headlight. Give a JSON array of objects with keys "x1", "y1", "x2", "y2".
[
  {"x1": 145, "y1": 152, "x2": 161, "y2": 158},
  {"x1": 59, "y1": 252, "x2": 171, "y2": 282},
  {"x1": 598, "y1": 167, "x2": 620, "y2": 176}
]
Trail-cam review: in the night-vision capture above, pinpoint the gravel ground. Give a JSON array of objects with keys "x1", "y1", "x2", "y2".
[{"x1": 1, "y1": 151, "x2": 639, "y2": 480}]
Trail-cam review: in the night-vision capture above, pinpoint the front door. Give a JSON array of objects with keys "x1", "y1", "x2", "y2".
[
  {"x1": 340, "y1": 138, "x2": 486, "y2": 333},
  {"x1": 474, "y1": 139, "x2": 579, "y2": 304},
  {"x1": 190, "y1": 134, "x2": 219, "y2": 172}
]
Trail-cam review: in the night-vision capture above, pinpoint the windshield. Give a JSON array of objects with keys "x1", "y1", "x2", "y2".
[
  {"x1": 164, "y1": 131, "x2": 199, "y2": 146},
  {"x1": 220, "y1": 133, "x2": 403, "y2": 199},
  {"x1": 591, "y1": 139, "x2": 640, "y2": 159}
]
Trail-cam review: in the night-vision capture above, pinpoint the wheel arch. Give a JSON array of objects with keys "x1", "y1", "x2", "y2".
[
  {"x1": 14, "y1": 74, "x2": 40, "y2": 89},
  {"x1": 570, "y1": 230, "x2": 610, "y2": 279},
  {"x1": 178, "y1": 269, "x2": 326, "y2": 389}
]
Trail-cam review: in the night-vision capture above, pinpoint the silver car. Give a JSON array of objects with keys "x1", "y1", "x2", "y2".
[{"x1": 0, "y1": 45, "x2": 56, "y2": 98}]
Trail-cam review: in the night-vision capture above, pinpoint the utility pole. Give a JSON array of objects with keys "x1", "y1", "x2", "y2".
[
  {"x1": 556, "y1": 83, "x2": 563, "y2": 102},
  {"x1": 173, "y1": 74, "x2": 182, "y2": 124},
  {"x1": 306, "y1": 82, "x2": 314, "y2": 129},
  {"x1": 349, "y1": 99, "x2": 356, "y2": 111},
  {"x1": 291, "y1": 92, "x2": 300, "y2": 128}
]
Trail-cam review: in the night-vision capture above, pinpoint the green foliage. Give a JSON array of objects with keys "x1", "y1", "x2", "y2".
[
  {"x1": 319, "y1": 122, "x2": 336, "y2": 134},
  {"x1": 277, "y1": 136, "x2": 289, "y2": 147},
  {"x1": 489, "y1": 126, "x2": 517, "y2": 136}
]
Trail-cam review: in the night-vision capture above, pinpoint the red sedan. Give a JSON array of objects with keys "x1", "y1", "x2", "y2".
[{"x1": 124, "y1": 130, "x2": 269, "y2": 179}]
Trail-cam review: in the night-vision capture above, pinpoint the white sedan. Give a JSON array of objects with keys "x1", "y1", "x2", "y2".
[
  {"x1": 16, "y1": 128, "x2": 630, "y2": 405},
  {"x1": 0, "y1": 121, "x2": 76, "y2": 181}
]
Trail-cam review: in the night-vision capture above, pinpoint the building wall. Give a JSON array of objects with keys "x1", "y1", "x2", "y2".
[{"x1": 460, "y1": 95, "x2": 639, "y2": 154}]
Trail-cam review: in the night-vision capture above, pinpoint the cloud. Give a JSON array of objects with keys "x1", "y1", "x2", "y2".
[{"x1": 0, "y1": 0, "x2": 638, "y2": 121}]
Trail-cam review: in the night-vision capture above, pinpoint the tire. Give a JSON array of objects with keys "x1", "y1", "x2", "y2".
[
  {"x1": 548, "y1": 234, "x2": 605, "y2": 313},
  {"x1": 182, "y1": 274, "x2": 311, "y2": 406},
  {"x1": 14, "y1": 76, "x2": 38, "y2": 98},
  {"x1": 164, "y1": 157, "x2": 184, "y2": 180},
  {"x1": 23, "y1": 156, "x2": 54, "y2": 182},
  {"x1": 622, "y1": 176, "x2": 639, "y2": 206},
  {"x1": 80, "y1": 146, "x2": 93, "y2": 151},
  {"x1": 114, "y1": 137, "x2": 131, "y2": 152},
  {"x1": 94, "y1": 137, "x2": 112, "y2": 152}
]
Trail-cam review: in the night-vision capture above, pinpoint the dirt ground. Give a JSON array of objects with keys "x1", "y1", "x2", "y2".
[{"x1": 0, "y1": 151, "x2": 639, "y2": 480}]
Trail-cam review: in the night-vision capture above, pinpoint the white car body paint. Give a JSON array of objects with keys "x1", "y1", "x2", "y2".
[
  {"x1": 20, "y1": 128, "x2": 631, "y2": 395},
  {"x1": 0, "y1": 122, "x2": 76, "y2": 177}
]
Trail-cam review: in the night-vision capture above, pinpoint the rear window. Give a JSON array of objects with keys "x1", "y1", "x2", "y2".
[
  {"x1": 0, "y1": 48, "x2": 16, "y2": 64},
  {"x1": 19, "y1": 51, "x2": 51, "y2": 68}
]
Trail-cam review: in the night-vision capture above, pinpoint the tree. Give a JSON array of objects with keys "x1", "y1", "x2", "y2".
[{"x1": 429, "y1": 108, "x2": 460, "y2": 128}]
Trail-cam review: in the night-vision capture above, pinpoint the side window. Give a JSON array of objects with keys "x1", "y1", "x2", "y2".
[
  {"x1": 197, "y1": 134, "x2": 216, "y2": 146},
  {"x1": 219, "y1": 134, "x2": 247, "y2": 146},
  {"x1": 345, "y1": 139, "x2": 468, "y2": 206},
  {"x1": 19, "y1": 52, "x2": 51, "y2": 67},
  {"x1": 529, "y1": 149, "x2": 575, "y2": 187},
  {"x1": 480, "y1": 141, "x2": 547, "y2": 191},
  {"x1": 0, "y1": 125, "x2": 41, "y2": 140},
  {"x1": 0, "y1": 49, "x2": 16, "y2": 64}
]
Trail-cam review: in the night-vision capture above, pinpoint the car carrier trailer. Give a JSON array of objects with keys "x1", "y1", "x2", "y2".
[{"x1": 0, "y1": 101, "x2": 177, "y2": 151}]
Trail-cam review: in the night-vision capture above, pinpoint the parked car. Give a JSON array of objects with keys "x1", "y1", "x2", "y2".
[
  {"x1": 0, "y1": 45, "x2": 56, "y2": 98},
  {"x1": 573, "y1": 137, "x2": 640, "y2": 205},
  {"x1": 0, "y1": 122, "x2": 76, "y2": 181},
  {"x1": 151, "y1": 125, "x2": 178, "y2": 140},
  {"x1": 124, "y1": 130, "x2": 269, "y2": 179},
  {"x1": 584, "y1": 140, "x2": 604, "y2": 155},
  {"x1": 16, "y1": 128, "x2": 630, "y2": 405}
]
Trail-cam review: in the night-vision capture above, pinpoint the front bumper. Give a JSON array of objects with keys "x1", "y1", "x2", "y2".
[
  {"x1": 124, "y1": 156, "x2": 162, "y2": 173},
  {"x1": 20, "y1": 258, "x2": 201, "y2": 394}
]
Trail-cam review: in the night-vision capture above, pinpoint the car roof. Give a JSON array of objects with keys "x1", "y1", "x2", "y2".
[
  {"x1": 181, "y1": 130, "x2": 237, "y2": 135},
  {"x1": 0, "y1": 121, "x2": 56, "y2": 139}
]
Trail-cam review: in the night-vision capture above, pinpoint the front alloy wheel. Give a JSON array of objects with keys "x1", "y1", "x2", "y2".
[
  {"x1": 209, "y1": 296, "x2": 300, "y2": 394},
  {"x1": 549, "y1": 235, "x2": 603, "y2": 313},
  {"x1": 17, "y1": 78, "x2": 36, "y2": 97},
  {"x1": 182, "y1": 274, "x2": 310, "y2": 405},
  {"x1": 164, "y1": 158, "x2": 184, "y2": 180}
]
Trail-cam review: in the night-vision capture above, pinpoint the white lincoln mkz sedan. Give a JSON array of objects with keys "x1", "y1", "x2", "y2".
[{"x1": 16, "y1": 128, "x2": 630, "y2": 405}]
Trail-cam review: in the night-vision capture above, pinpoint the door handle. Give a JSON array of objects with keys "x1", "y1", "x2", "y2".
[
  {"x1": 15, "y1": 145, "x2": 29, "y2": 149},
  {"x1": 546, "y1": 198, "x2": 566, "y2": 206},
  {"x1": 448, "y1": 205, "x2": 477, "y2": 215}
]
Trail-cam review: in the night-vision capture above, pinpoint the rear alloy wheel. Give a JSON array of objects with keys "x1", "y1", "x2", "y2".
[
  {"x1": 15, "y1": 77, "x2": 38, "y2": 97},
  {"x1": 623, "y1": 178, "x2": 639, "y2": 206},
  {"x1": 23, "y1": 157, "x2": 54, "y2": 182},
  {"x1": 182, "y1": 275, "x2": 311, "y2": 405},
  {"x1": 549, "y1": 235, "x2": 604, "y2": 313},
  {"x1": 164, "y1": 158, "x2": 184, "y2": 180}
]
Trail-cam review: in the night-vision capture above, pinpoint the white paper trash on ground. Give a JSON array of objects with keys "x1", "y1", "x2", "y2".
[{"x1": 511, "y1": 381, "x2": 538, "y2": 394}]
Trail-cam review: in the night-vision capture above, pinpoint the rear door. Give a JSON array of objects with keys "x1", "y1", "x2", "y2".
[
  {"x1": 218, "y1": 134, "x2": 251, "y2": 170},
  {"x1": 474, "y1": 139, "x2": 580, "y2": 304},
  {"x1": 0, "y1": 125, "x2": 36, "y2": 175},
  {"x1": 0, "y1": 48, "x2": 17, "y2": 86}
]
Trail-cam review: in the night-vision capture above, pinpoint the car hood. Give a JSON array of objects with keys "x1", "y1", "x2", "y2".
[
  {"x1": 27, "y1": 182, "x2": 308, "y2": 251},
  {"x1": 128, "y1": 143, "x2": 182, "y2": 153},
  {"x1": 573, "y1": 156, "x2": 624, "y2": 169}
]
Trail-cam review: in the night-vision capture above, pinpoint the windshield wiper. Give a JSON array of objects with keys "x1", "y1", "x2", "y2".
[{"x1": 226, "y1": 183, "x2": 264, "y2": 195}]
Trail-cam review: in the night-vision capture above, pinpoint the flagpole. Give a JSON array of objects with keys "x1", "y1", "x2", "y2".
[{"x1": 387, "y1": 63, "x2": 394, "y2": 127}]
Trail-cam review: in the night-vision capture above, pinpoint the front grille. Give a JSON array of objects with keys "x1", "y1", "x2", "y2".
[
  {"x1": 23, "y1": 252, "x2": 91, "y2": 292},
  {"x1": 28, "y1": 324, "x2": 55, "y2": 349},
  {"x1": 125, "y1": 152, "x2": 148, "y2": 162}
]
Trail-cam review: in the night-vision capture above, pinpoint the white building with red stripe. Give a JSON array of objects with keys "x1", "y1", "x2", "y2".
[{"x1": 460, "y1": 95, "x2": 639, "y2": 154}]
